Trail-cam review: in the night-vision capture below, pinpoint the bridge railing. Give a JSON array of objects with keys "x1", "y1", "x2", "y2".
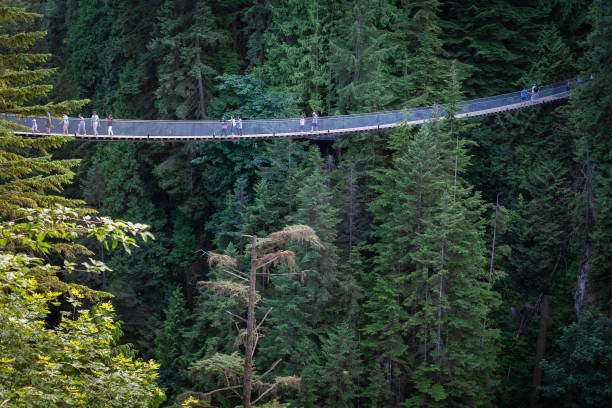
[{"x1": 2, "y1": 81, "x2": 572, "y2": 138}]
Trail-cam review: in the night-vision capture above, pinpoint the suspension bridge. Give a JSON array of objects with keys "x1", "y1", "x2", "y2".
[{"x1": 4, "y1": 81, "x2": 571, "y2": 142}]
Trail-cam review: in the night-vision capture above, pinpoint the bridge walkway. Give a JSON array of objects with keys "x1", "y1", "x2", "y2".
[{"x1": 6, "y1": 83, "x2": 570, "y2": 143}]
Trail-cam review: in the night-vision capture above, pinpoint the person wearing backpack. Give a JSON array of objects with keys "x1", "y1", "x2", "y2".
[{"x1": 521, "y1": 88, "x2": 528, "y2": 105}]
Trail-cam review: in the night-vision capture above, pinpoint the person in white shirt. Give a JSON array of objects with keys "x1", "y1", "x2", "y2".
[
  {"x1": 31, "y1": 118, "x2": 38, "y2": 132},
  {"x1": 62, "y1": 114, "x2": 69, "y2": 134},
  {"x1": 300, "y1": 116, "x2": 305, "y2": 132},
  {"x1": 77, "y1": 113, "x2": 86, "y2": 135},
  {"x1": 531, "y1": 84, "x2": 539, "y2": 102},
  {"x1": 231, "y1": 115, "x2": 236, "y2": 135},
  {"x1": 107, "y1": 114, "x2": 114, "y2": 136},
  {"x1": 91, "y1": 111, "x2": 100, "y2": 136},
  {"x1": 237, "y1": 116, "x2": 243, "y2": 136}
]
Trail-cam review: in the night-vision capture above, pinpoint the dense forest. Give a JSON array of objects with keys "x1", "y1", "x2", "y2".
[{"x1": 1, "y1": 0, "x2": 611, "y2": 407}]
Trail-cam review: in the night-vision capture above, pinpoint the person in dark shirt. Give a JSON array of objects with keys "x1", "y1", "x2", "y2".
[{"x1": 220, "y1": 116, "x2": 228, "y2": 136}]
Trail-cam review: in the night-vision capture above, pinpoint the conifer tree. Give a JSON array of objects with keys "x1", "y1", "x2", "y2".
[
  {"x1": 241, "y1": 179, "x2": 280, "y2": 238},
  {"x1": 305, "y1": 321, "x2": 362, "y2": 407},
  {"x1": 154, "y1": 286, "x2": 191, "y2": 399},
  {"x1": 440, "y1": 0, "x2": 542, "y2": 95},
  {"x1": 256, "y1": 139, "x2": 306, "y2": 220},
  {"x1": 364, "y1": 111, "x2": 499, "y2": 406},
  {"x1": 0, "y1": 8, "x2": 165, "y2": 405},
  {"x1": 148, "y1": 0, "x2": 224, "y2": 119},
  {"x1": 185, "y1": 226, "x2": 322, "y2": 408},
  {"x1": 90, "y1": 143, "x2": 171, "y2": 347},
  {"x1": 329, "y1": 0, "x2": 395, "y2": 112},
  {"x1": 0, "y1": 3, "x2": 87, "y2": 217},
  {"x1": 394, "y1": 0, "x2": 449, "y2": 107},
  {"x1": 264, "y1": 0, "x2": 336, "y2": 111},
  {"x1": 569, "y1": 0, "x2": 612, "y2": 312}
]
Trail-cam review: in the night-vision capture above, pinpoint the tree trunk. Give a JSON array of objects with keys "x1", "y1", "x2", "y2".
[
  {"x1": 489, "y1": 193, "x2": 499, "y2": 284},
  {"x1": 530, "y1": 295, "x2": 549, "y2": 408},
  {"x1": 575, "y1": 137, "x2": 593, "y2": 315},
  {"x1": 195, "y1": 37, "x2": 207, "y2": 119},
  {"x1": 353, "y1": 0, "x2": 361, "y2": 85},
  {"x1": 242, "y1": 235, "x2": 257, "y2": 408},
  {"x1": 483, "y1": 194, "x2": 500, "y2": 333}
]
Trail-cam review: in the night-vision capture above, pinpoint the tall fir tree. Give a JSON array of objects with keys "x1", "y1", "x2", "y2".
[
  {"x1": 264, "y1": 0, "x2": 336, "y2": 112},
  {"x1": 148, "y1": 0, "x2": 225, "y2": 119},
  {"x1": 569, "y1": 0, "x2": 612, "y2": 312}
]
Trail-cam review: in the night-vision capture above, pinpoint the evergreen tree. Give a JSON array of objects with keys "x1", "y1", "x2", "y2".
[
  {"x1": 329, "y1": 0, "x2": 394, "y2": 112},
  {"x1": 62, "y1": 0, "x2": 114, "y2": 103},
  {"x1": 91, "y1": 143, "x2": 171, "y2": 348},
  {"x1": 569, "y1": 0, "x2": 612, "y2": 312},
  {"x1": 306, "y1": 322, "x2": 362, "y2": 407},
  {"x1": 363, "y1": 115, "x2": 500, "y2": 406},
  {"x1": 185, "y1": 226, "x2": 321, "y2": 408},
  {"x1": 397, "y1": 0, "x2": 449, "y2": 107},
  {"x1": 440, "y1": 0, "x2": 542, "y2": 95},
  {"x1": 148, "y1": 0, "x2": 225, "y2": 119},
  {"x1": 264, "y1": 0, "x2": 336, "y2": 112},
  {"x1": 539, "y1": 313, "x2": 612, "y2": 408},
  {"x1": 0, "y1": 7, "x2": 164, "y2": 405},
  {"x1": 0, "y1": 3, "x2": 87, "y2": 217},
  {"x1": 154, "y1": 286, "x2": 191, "y2": 399}
]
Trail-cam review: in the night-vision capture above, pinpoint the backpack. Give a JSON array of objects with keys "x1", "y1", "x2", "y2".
[{"x1": 534, "y1": 86, "x2": 539, "y2": 93}]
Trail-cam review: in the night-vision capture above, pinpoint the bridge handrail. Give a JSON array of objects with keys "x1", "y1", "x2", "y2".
[{"x1": 2, "y1": 80, "x2": 573, "y2": 138}]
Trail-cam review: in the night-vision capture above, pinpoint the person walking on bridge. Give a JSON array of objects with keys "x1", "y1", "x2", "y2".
[
  {"x1": 311, "y1": 111, "x2": 318, "y2": 131},
  {"x1": 107, "y1": 114, "x2": 114, "y2": 136},
  {"x1": 521, "y1": 88, "x2": 528, "y2": 104},
  {"x1": 77, "y1": 113, "x2": 86, "y2": 135},
  {"x1": 531, "y1": 84, "x2": 539, "y2": 103},
  {"x1": 300, "y1": 115, "x2": 305, "y2": 132},
  {"x1": 237, "y1": 116, "x2": 243, "y2": 136},
  {"x1": 220, "y1": 116, "x2": 228, "y2": 136},
  {"x1": 231, "y1": 115, "x2": 236, "y2": 135},
  {"x1": 45, "y1": 112, "x2": 52, "y2": 134},
  {"x1": 31, "y1": 118, "x2": 38, "y2": 132},
  {"x1": 62, "y1": 114, "x2": 69, "y2": 134},
  {"x1": 91, "y1": 111, "x2": 100, "y2": 136}
]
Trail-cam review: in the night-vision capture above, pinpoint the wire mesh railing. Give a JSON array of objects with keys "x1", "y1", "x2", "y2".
[{"x1": 2, "y1": 80, "x2": 572, "y2": 139}]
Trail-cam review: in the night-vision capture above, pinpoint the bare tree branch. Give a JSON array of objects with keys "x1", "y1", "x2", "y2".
[
  {"x1": 255, "y1": 358, "x2": 282, "y2": 382},
  {"x1": 251, "y1": 383, "x2": 278, "y2": 405},
  {"x1": 221, "y1": 268, "x2": 249, "y2": 282},
  {"x1": 202, "y1": 384, "x2": 242, "y2": 397},
  {"x1": 226, "y1": 310, "x2": 246, "y2": 323},
  {"x1": 256, "y1": 307, "x2": 273, "y2": 331}
]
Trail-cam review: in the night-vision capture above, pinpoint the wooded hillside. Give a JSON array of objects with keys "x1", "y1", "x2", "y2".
[{"x1": 2, "y1": 0, "x2": 611, "y2": 407}]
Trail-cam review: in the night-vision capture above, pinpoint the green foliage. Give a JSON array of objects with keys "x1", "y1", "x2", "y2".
[
  {"x1": 28, "y1": 1, "x2": 611, "y2": 407},
  {"x1": 329, "y1": 0, "x2": 395, "y2": 112},
  {"x1": 0, "y1": 3, "x2": 88, "y2": 217},
  {"x1": 264, "y1": 0, "x2": 337, "y2": 112},
  {"x1": 440, "y1": 0, "x2": 543, "y2": 95},
  {"x1": 155, "y1": 286, "x2": 191, "y2": 398},
  {"x1": 303, "y1": 321, "x2": 361, "y2": 407},
  {"x1": 569, "y1": 0, "x2": 612, "y2": 311},
  {"x1": 539, "y1": 313, "x2": 612, "y2": 407},
  {"x1": 213, "y1": 74, "x2": 298, "y2": 119},
  {"x1": 0, "y1": 207, "x2": 164, "y2": 407},
  {"x1": 148, "y1": 0, "x2": 224, "y2": 119}
]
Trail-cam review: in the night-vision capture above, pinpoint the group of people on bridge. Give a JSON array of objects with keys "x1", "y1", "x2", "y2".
[
  {"x1": 218, "y1": 111, "x2": 320, "y2": 137},
  {"x1": 25, "y1": 76, "x2": 587, "y2": 138},
  {"x1": 31, "y1": 111, "x2": 114, "y2": 136}
]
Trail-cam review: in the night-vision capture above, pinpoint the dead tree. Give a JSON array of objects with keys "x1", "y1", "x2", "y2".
[{"x1": 187, "y1": 225, "x2": 322, "y2": 408}]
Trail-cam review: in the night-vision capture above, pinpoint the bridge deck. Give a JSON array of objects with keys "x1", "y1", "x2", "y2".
[{"x1": 10, "y1": 91, "x2": 568, "y2": 142}]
